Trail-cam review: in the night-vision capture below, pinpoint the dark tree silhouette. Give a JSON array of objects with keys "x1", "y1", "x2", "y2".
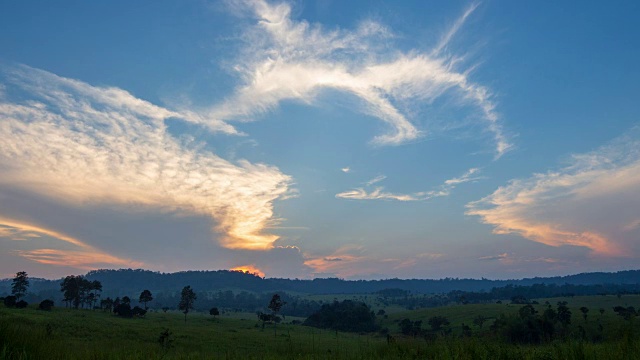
[
  {"x1": 139, "y1": 290, "x2": 153, "y2": 310},
  {"x1": 11, "y1": 271, "x2": 29, "y2": 300},
  {"x1": 3, "y1": 296, "x2": 17, "y2": 308},
  {"x1": 15, "y1": 300, "x2": 28, "y2": 308},
  {"x1": 209, "y1": 307, "x2": 220, "y2": 318},
  {"x1": 179, "y1": 286, "x2": 197, "y2": 323},
  {"x1": 268, "y1": 294, "x2": 286, "y2": 336},
  {"x1": 557, "y1": 301, "x2": 572, "y2": 326},
  {"x1": 122, "y1": 296, "x2": 131, "y2": 305},
  {"x1": 428, "y1": 316, "x2": 450, "y2": 332},
  {"x1": 579, "y1": 306, "x2": 589, "y2": 321}
]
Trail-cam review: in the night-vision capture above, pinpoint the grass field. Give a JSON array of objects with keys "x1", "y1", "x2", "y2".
[{"x1": 1, "y1": 295, "x2": 639, "y2": 359}]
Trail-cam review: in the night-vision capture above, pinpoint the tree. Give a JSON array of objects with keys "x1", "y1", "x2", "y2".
[
  {"x1": 60, "y1": 276, "x2": 99, "y2": 309},
  {"x1": 11, "y1": 271, "x2": 29, "y2": 300},
  {"x1": 428, "y1": 316, "x2": 450, "y2": 332},
  {"x1": 579, "y1": 306, "x2": 589, "y2": 322},
  {"x1": 268, "y1": 294, "x2": 286, "y2": 336},
  {"x1": 209, "y1": 307, "x2": 220, "y2": 318},
  {"x1": 556, "y1": 301, "x2": 572, "y2": 326},
  {"x1": 178, "y1": 286, "x2": 197, "y2": 323},
  {"x1": 399, "y1": 318, "x2": 422, "y2": 336},
  {"x1": 139, "y1": 290, "x2": 153, "y2": 310}
]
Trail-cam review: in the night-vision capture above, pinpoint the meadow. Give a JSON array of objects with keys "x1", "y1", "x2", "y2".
[{"x1": 1, "y1": 295, "x2": 639, "y2": 359}]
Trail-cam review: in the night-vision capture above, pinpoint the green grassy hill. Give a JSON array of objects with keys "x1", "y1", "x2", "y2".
[{"x1": 1, "y1": 295, "x2": 639, "y2": 359}]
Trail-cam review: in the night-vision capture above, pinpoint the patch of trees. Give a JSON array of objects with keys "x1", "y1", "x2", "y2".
[
  {"x1": 60, "y1": 276, "x2": 102, "y2": 309},
  {"x1": 378, "y1": 282, "x2": 640, "y2": 310},
  {"x1": 303, "y1": 300, "x2": 377, "y2": 333},
  {"x1": 4, "y1": 269, "x2": 640, "y2": 304},
  {"x1": 491, "y1": 302, "x2": 574, "y2": 344}
]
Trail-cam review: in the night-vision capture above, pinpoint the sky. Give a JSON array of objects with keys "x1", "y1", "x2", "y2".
[{"x1": 0, "y1": 0, "x2": 639, "y2": 280}]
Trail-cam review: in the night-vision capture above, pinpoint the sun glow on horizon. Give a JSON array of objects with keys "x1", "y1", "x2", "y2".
[{"x1": 230, "y1": 265, "x2": 265, "y2": 278}]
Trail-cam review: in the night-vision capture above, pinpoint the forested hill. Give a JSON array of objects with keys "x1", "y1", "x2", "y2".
[{"x1": 1, "y1": 268, "x2": 640, "y2": 297}]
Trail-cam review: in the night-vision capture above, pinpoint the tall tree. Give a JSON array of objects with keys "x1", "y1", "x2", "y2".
[
  {"x1": 11, "y1": 271, "x2": 29, "y2": 300},
  {"x1": 268, "y1": 293, "x2": 286, "y2": 336},
  {"x1": 178, "y1": 286, "x2": 197, "y2": 323},
  {"x1": 139, "y1": 290, "x2": 153, "y2": 310}
]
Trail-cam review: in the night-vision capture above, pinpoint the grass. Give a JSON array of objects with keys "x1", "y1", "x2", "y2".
[{"x1": 1, "y1": 295, "x2": 639, "y2": 359}]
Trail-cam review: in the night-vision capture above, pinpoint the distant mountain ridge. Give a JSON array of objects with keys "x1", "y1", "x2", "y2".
[{"x1": 1, "y1": 268, "x2": 639, "y2": 297}]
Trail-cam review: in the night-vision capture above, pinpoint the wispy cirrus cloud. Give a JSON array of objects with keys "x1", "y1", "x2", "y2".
[
  {"x1": 467, "y1": 128, "x2": 640, "y2": 256},
  {"x1": 0, "y1": 219, "x2": 142, "y2": 269},
  {"x1": 209, "y1": 0, "x2": 510, "y2": 156},
  {"x1": 336, "y1": 167, "x2": 481, "y2": 201},
  {"x1": 0, "y1": 65, "x2": 292, "y2": 252}
]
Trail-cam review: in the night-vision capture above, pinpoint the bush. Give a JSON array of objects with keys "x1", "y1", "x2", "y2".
[
  {"x1": 3, "y1": 295, "x2": 17, "y2": 308},
  {"x1": 304, "y1": 300, "x2": 378, "y2": 332},
  {"x1": 15, "y1": 300, "x2": 28, "y2": 309},
  {"x1": 38, "y1": 299, "x2": 54, "y2": 311}
]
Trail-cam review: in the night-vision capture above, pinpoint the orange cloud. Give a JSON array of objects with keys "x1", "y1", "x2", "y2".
[
  {"x1": 467, "y1": 131, "x2": 640, "y2": 257},
  {"x1": 0, "y1": 218, "x2": 143, "y2": 270}
]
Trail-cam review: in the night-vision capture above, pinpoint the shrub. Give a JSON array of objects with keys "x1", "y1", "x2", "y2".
[{"x1": 38, "y1": 299, "x2": 54, "y2": 311}]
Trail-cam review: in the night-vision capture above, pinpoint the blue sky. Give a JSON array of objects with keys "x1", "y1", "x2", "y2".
[{"x1": 1, "y1": 0, "x2": 639, "y2": 279}]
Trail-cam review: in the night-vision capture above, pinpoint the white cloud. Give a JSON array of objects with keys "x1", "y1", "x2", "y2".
[
  {"x1": 208, "y1": 0, "x2": 510, "y2": 156},
  {"x1": 365, "y1": 175, "x2": 387, "y2": 186},
  {"x1": 336, "y1": 167, "x2": 481, "y2": 201},
  {"x1": 341, "y1": 167, "x2": 351, "y2": 173},
  {"x1": 467, "y1": 129, "x2": 640, "y2": 256},
  {"x1": 0, "y1": 65, "x2": 293, "y2": 251}
]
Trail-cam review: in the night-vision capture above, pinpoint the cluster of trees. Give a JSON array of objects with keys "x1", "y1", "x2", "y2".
[
  {"x1": 376, "y1": 282, "x2": 640, "y2": 310},
  {"x1": 6, "y1": 268, "x2": 640, "y2": 300},
  {"x1": 60, "y1": 275, "x2": 102, "y2": 309},
  {"x1": 1, "y1": 271, "x2": 30, "y2": 309},
  {"x1": 303, "y1": 300, "x2": 378, "y2": 332}
]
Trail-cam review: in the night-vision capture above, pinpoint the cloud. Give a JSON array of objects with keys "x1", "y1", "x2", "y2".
[
  {"x1": 467, "y1": 129, "x2": 640, "y2": 256},
  {"x1": 336, "y1": 167, "x2": 481, "y2": 201},
  {"x1": 365, "y1": 175, "x2": 387, "y2": 186},
  {"x1": 478, "y1": 253, "x2": 509, "y2": 261},
  {"x1": 208, "y1": 0, "x2": 510, "y2": 156},
  {"x1": 0, "y1": 65, "x2": 293, "y2": 251},
  {"x1": 304, "y1": 245, "x2": 445, "y2": 278},
  {"x1": 341, "y1": 167, "x2": 351, "y2": 173},
  {"x1": 0, "y1": 219, "x2": 142, "y2": 269}
]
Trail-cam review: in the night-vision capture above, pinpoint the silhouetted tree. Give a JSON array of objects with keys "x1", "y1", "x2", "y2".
[
  {"x1": 580, "y1": 306, "x2": 589, "y2": 321},
  {"x1": 139, "y1": 290, "x2": 153, "y2": 310},
  {"x1": 11, "y1": 271, "x2": 29, "y2": 300},
  {"x1": 209, "y1": 307, "x2": 220, "y2": 318},
  {"x1": 60, "y1": 276, "x2": 100, "y2": 309},
  {"x1": 122, "y1": 296, "x2": 131, "y2": 305},
  {"x1": 268, "y1": 294, "x2": 286, "y2": 336},
  {"x1": 178, "y1": 286, "x2": 197, "y2": 323},
  {"x1": 428, "y1": 316, "x2": 450, "y2": 332},
  {"x1": 557, "y1": 301, "x2": 572, "y2": 326},
  {"x1": 399, "y1": 318, "x2": 422, "y2": 337},
  {"x1": 15, "y1": 300, "x2": 28, "y2": 308},
  {"x1": 613, "y1": 306, "x2": 637, "y2": 320},
  {"x1": 100, "y1": 297, "x2": 114, "y2": 312}
]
